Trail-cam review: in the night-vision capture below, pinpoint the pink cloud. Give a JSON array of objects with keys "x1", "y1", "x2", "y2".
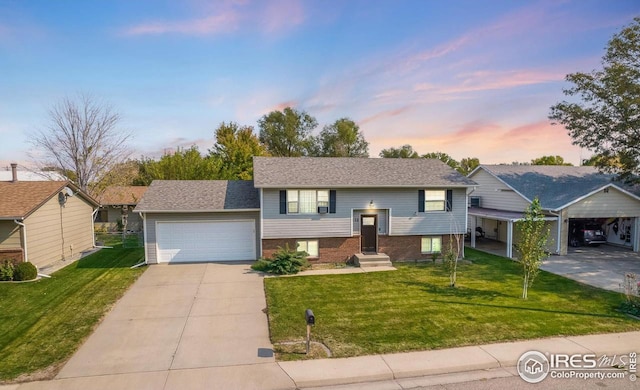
[
  {"x1": 261, "y1": 0, "x2": 305, "y2": 33},
  {"x1": 123, "y1": 11, "x2": 240, "y2": 36},
  {"x1": 359, "y1": 106, "x2": 413, "y2": 126}
]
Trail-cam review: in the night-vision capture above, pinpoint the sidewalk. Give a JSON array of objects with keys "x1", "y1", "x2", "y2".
[
  {"x1": 277, "y1": 330, "x2": 640, "y2": 388},
  {"x1": 3, "y1": 331, "x2": 638, "y2": 389}
]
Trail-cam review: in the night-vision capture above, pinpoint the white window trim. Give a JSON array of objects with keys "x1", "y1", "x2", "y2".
[
  {"x1": 287, "y1": 189, "x2": 330, "y2": 215},
  {"x1": 297, "y1": 239, "x2": 319, "y2": 257},
  {"x1": 424, "y1": 190, "x2": 446, "y2": 212},
  {"x1": 421, "y1": 236, "x2": 442, "y2": 254}
]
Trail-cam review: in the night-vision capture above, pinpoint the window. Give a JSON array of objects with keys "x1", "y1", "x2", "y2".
[
  {"x1": 287, "y1": 190, "x2": 330, "y2": 214},
  {"x1": 94, "y1": 209, "x2": 108, "y2": 222},
  {"x1": 425, "y1": 190, "x2": 446, "y2": 211},
  {"x1": 297, "y1": 240, "x2": 319, "y2": 257},
  {"x1": 421, "y1": 237, "x2": 442, "y2": 253}
]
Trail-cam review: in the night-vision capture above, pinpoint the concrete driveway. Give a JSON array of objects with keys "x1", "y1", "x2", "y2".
[
  {"x1": 541, "y1": 245, "x2": 640, "y2": 293},
  {"x1": 34, "y1": 262, "x2": 295, "y2": 390}
]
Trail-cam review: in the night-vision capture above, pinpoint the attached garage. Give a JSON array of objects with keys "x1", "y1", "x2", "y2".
[
  {"x1": 135, "y1": 180, "x2": 260, "y2": 265},
  {"x1": 156, "y1": 221, "x2": 256, "y2": 263}
]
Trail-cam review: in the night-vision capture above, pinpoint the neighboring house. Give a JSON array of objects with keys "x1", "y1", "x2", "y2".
[
  {"x1": 135, "y1": 157, "x2": 477, "y2": 264},
  {"x1": 0, "y1": 164, "x2": 67, "y2": 181},
  {"x1": 467, "y1": 165, "x2": 640, "y2": 257},
  {"x1": 95, "y1": 186, "x2": 148, "y2": 232},
  {"x1": 0, "y1": 165, "x2": 99, "y2": 269}
]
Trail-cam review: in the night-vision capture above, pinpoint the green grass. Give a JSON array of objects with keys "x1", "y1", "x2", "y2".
[
  {"x1": 0, "y1": 246, "x2": 145, "y2": 382},
  {"x1": 265, "y1": 248, "x2": 640, "y2": 360}
]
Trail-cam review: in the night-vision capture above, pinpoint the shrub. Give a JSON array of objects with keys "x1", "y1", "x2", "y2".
[
  {"x1": 13, "y1": 262, "x2": 38, "y2": 281},
  {"x1": 251, "y1": 259, "x2": 270, "y2": 272},
  {"x1": 254, "y1": 244, "x2": 309, "y2": 275},
  {"x1": 0, "y1": 260, "x2": 14, "y2": 281}
]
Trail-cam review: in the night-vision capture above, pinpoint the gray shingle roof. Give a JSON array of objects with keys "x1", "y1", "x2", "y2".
[
  {"x1": 253, "y1": 157, "x2": 477, "y2": 188},
  {"x1": 478, "y1": 165, "x2": 639, "y2": 210},
  {"x1": 134, "y1": 180, "x2": 259, "y2": 212}
]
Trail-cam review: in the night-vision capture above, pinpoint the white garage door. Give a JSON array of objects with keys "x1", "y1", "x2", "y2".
[{"x1": 156, "y1": 220, "x2": 256, "y2": 263}]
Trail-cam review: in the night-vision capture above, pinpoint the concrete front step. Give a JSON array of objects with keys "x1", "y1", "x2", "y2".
[{"x1": 354, "y1": 253, "x2": 392, "y2": 268}]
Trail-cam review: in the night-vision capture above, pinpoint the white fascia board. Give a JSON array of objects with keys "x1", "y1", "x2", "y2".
[{"x1": 133, "y1": 208, "x2": 261, "y2": 213}]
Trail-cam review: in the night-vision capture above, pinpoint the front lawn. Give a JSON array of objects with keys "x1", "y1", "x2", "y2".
[
  {"x1": 265, "y1": 248, "x2": 640, "y2": 360},
  {"x1": 0, "y1": 246, "x2": 145, "y2": 382}
]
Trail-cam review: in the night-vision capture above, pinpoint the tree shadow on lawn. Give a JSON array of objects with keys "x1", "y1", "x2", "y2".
[
  {"x1": 401, "y1": 281, "x2": 514, "y2": 301},
  {"x1": 430, "y1": 299, "x2": 623, "y2": 319},
  {"x1": 73, "y1": 248, "x2": 144, "y2": 270}
]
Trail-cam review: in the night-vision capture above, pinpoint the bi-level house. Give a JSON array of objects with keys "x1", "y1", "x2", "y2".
[{"x1": 135, "y1": 157, "x2": 477, "y2": 264}]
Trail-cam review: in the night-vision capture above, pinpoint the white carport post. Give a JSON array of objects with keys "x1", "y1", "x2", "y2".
[
  {"x1": 470, "y1": 215, "x2": 476, "y2": 248},
  {"x1": 634, "y1": 217, "x2": 640, "y2": 252},
  {"x1": 506, "y1": 220, "x2": 513, "y2": 259}
]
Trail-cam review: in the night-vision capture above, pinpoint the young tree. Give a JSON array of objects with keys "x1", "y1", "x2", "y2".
[
  {"x1": 135, "y1": 146, "x2": 220, "y2": 185},
  {"x1": 30, "y1": 94, "x2": 132, "y2": 192},
  {"x1": 549, "y1": 17, "x2": 640, "y2": 183},
  {"x1": 515, "y1": 198, "x2": 550, "y2": 299},
  {"x1": 422, "y1": 152, "x2": 459, "y2": 170},
  {"x1": 458, "y1": 157, "x2": 480, "y2": 175},
  {"x1": 209, "y1": 122, "x2": 267, "y2": 180},
  {"x1": 258, "y1": 107, "x2": 317, "y2": 156},
  {"x1": 379, "y1": 144, "x2": 419, "y2": 158},
  {"x1": 315, "y1": 118, "x2": 369, "y2": 157},
  {"x1": 531, "y1": 155, "x2": 573, "y2": 166}
]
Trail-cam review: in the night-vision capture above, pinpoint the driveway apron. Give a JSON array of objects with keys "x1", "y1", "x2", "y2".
[{"x1": 56, "y1": 262, "x2": 294, "y2": 389}]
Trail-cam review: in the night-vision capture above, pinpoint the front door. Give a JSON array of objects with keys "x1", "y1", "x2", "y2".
[{"x1": 361, "y1": 215, "x2": 378, "y2": 253}]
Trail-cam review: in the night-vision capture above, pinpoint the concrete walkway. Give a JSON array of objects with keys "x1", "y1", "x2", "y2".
[{"x1": 4, "y1": 262, "x2": 640, "y2": 390}]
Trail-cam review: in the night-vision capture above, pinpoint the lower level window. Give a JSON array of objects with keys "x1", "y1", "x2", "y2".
[
  {"x1": 297, "y1": 240, "x2": 319, "y2": 257},
  {"x1": 421, "y1": 236, "x2": 442, "y2": 253}
]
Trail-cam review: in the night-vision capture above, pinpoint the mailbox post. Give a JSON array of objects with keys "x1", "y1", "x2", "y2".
[{"x1": 305, "y1": 309, "x2": 315, "y2": 354}]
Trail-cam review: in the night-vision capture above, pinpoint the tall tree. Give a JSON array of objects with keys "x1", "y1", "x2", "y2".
[
  {"x1": 315, "y1": 118, "x2": 369, "y2": 157},
  {"x1": 258, "y1": 107, "x2": 317, "y2": 156},
  {"x1": 458, "y1": 157, "x2": 480, "y2": 175},
  {"x1": 531, "y1": 155, "x2": 573, "y2": 166},
  {"x1": 379, "y1": 144, "x2": 419, "y2": 158},
  {"x1": 30, "y1": 93, "x2": 131, "y2": 192},
  {"x1": 422, "y1": 152, "x2": 459, "y2": 170},
  {"x1": 515, "y1": 198, "x2": 550, "y2": 299},
  {"x1": 209, "y1": 122, "x2": 267, "y2": 180},
  {"x1": 550, "y1": 17, "x2": 640, "y2": 183},
  {"x1": 134, "y1": 146, "x2": 220, "y2": 185}
]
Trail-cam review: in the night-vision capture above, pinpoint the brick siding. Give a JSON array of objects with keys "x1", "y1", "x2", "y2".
[{"x1": 0, "y1": 248, "x2": 24, "y2": 264}]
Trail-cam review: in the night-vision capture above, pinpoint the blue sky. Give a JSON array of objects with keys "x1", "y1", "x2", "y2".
[{"x1": 1, "y1": 0, "x2": 639, "y2": 168}]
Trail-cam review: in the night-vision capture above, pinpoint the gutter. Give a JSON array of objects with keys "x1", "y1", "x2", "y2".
[
  {"x1": 13, "y1": 219, "x2": 28, "y2": 263},
  {"x1": 91, "y1": 207, "x2": 99, "y2": 248}
]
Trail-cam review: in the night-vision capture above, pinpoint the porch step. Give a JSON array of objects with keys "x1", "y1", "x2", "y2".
[{"x1": 354, "y1": 253, "x2": 392, "y2": 268}]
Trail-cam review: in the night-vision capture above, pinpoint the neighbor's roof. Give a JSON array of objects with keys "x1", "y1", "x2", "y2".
[
  {"x1": 97, "y1": 186, "x2": 148, "y2": 206},
  {"x1": 0, "y1": 181, "x2": 97, "y2": 219},
  {"x1": 253, "y1": 157, "x2": 477, "y2": 188},
  {"x1": 134, "y1": 180, "x2": 260, "y2": 212},
  {"x1": 474, "y1": 165, "x2": 640, "y2": 210},
  {"x1": 0, "y1": 170, "x2": 67, "y2": 181}
]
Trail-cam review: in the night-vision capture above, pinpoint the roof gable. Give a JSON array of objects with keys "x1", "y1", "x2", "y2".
[
  {"x1": 135, "y1": 180, "x2": 259, "y2": 212},
  {"x1": 97, "y1": 186, "x2": 148, "y2": 206},
  {"x1": 0, "y1": 181, "x2": 98, "y2": 219},
  {"x1": 477, "y1": 165, "x2": 639, "y2": 210},
  {"x1": 253, "y1": 157, "x2": 477, "y2": 188}
]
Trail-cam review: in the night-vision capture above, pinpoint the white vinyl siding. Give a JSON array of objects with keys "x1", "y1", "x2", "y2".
[
  {"x1": 468, "y1": 169, "x2": 530, "y2": 211},
  {"x1": 567, "y1": 187, "x2": 640, "y2": 218},
  {"x1": 262, "y1": 188, "x2": 468, "y2": 238}
]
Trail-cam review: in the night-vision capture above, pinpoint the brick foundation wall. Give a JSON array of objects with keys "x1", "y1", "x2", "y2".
[
  {"x1": 0, "y1": 248, "x2": 24, "y2": 264},
  {"x1": 262, "y1": 237, "x2": 360, "y2": 263},
  {"x1": 379, "y1": 235, "x2": 463, "y2": 261}
]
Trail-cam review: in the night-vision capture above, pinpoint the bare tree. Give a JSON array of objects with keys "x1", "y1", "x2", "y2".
[{"x1": 31, "y1": 94, "x2": 132, "y2": 193}]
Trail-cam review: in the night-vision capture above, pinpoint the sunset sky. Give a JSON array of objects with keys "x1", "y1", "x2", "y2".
[{"x1": 1, "y1": 0, "x2": 639, "y2": 168}]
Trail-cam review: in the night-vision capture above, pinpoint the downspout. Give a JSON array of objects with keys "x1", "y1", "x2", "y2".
[
  {"x1": 91, "y1": 207, "x2": 99, "y2": 248},
  {"x1": 13, "y1": 219, "x2": 27, "y2": 263}
]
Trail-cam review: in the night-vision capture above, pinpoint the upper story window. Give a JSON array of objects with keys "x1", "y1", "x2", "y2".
[
  {"x1": 287, "y1": 190, "x2": 329, "y2": 214},
  {"x1": 425, "y1": 190, "x2": 446, "y2": 211}
]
